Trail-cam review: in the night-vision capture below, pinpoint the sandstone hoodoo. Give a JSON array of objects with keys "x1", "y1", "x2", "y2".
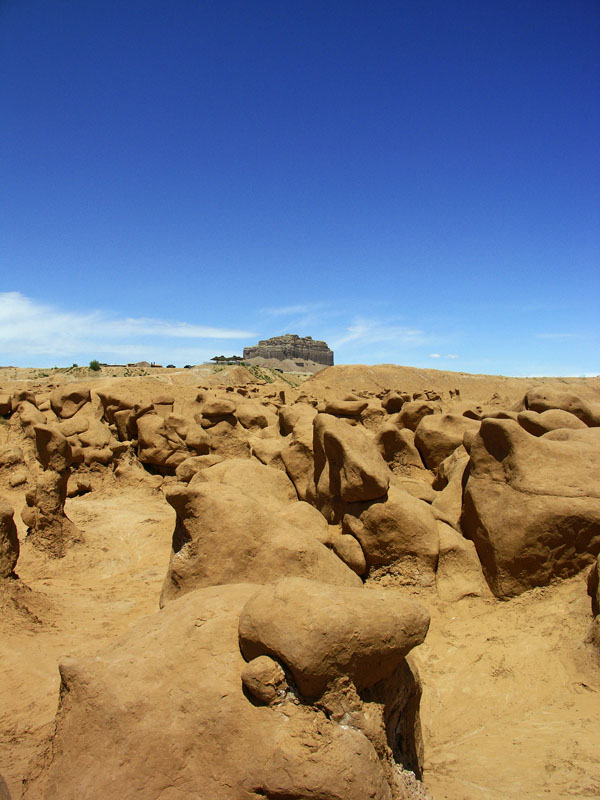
[{"x1": 243, "y1": 333, "x2": 334, "y2": 366}]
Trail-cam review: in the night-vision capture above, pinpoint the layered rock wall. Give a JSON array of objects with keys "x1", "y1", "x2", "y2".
[{"x1": 244, "y1": 333, "x2": 334, "y2": 366}]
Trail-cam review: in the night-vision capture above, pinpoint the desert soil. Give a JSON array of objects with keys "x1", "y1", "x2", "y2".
[{"x1": 1, "y1": 363, "x2": 599, "y2": 799}]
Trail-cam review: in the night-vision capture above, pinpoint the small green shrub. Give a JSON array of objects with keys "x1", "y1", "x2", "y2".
[{"x1": 89, "y1": 359, "x2": 101, "y2": 371}]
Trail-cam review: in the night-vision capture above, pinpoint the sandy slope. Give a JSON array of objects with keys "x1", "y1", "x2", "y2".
[{"x1": 416, "y1": 580, "x2": 600, "y2": 799}]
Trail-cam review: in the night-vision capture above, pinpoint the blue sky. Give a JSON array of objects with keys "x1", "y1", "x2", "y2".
[{"x1": 1, "y1": 0, "x2": 598, "y2": 374}]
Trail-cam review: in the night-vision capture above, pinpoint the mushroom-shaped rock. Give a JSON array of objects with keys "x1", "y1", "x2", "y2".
[
  {"x1": 21, "y1": 469, "x2": 81, "y2": 557},
  {"x1": 0, "y1": 499, "x2": 19, "y2": 577},
  {"x1": 461, "y1": 418, "x2": 600, "y2": 597},
  {"x1": 414, "y1": 413, "x2": 480, "y2": 470},
  {"x1": 50, "y1": 384, "x2": 91, "y2": 419},
  {"x1": 152, "y1": 394, "x2": 174, "y2": 418},
  {"x1": 160, "y1": 482, "x2": 360, "y2": 605},
  {"x1": 34, "y1": 424, "x2": 73, "y2": 471},
  {"x1": 238, "y1": 577, "x2": 430, "y2": 699},
  {"x1": 22, "y1": 583, "x2": 415, "y2": 800},
  {"x1": 15, "y1": 401, "x2": 45, "y2": 437}
]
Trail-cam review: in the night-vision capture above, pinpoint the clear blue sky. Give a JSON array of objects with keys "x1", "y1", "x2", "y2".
[{"x1": 1, "y1": 0, "x2": 598, "y2": 374}]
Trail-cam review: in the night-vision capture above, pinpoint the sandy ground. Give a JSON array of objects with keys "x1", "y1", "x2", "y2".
[
  {"x1": 0, "y1": 482, "x2": 175, "y2": 799},
  {"x1": 416, "y1": 581, "x2": 600, "y2": 799}
]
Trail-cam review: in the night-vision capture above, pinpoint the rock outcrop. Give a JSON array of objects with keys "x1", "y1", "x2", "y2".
[
  {"x1": 0, "y1": 499, "x2": 19, "y2": 577},
  {"x1": 24, "y1": 582, "x2": 428, "y2": 799},
  {"x1": 244, "y1": 333, "x2": 334, "y2": 366},
  {"x1": 21, "y1": 425, "x2": 82, "y2": 557},
  {"x1": 461, "y1": 418, "x2": 600, "y2": 597}
]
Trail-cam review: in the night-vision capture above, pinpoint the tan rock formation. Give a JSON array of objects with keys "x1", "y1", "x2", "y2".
[
  {"x1": 244, "y1": 333, "x2": 334, "y2": 366},
  {"x1": 461, "y1": 418, "x2": 600, "y2": 597},
  {"x1": 313, "y1": 412, "x2": 390, "y2": 521},
  {"x1": 238, "y1": 577, "x2": 430, "y2": 698},
  {"x1": 23, "y1": 583, "x2": 426, "y2": 799},
  {"x1": 0, "y1": 499, "x2": 19, "y2": 577},
  {"x1": 21, "y1": 425, "x2": 82, "y2": 557},
  {"x1": 160, "y1": 473, "x2": 360, "y2": 605}
]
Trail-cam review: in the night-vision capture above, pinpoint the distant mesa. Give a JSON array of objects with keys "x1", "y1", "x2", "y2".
[{"x1": 243, "y1": 334, "x2": 334, "y2": 367}]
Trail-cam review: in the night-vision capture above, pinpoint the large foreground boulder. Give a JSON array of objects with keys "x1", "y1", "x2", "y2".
[
  {"x1": 238, "y1": 577, "x2": 430, "y2": 698},
  {"x1": 461, "y1": 418, "x2": 600, "y2": 597},
  {"x1": 24, "y1": 583, "x2": 429, "y2": 799}
]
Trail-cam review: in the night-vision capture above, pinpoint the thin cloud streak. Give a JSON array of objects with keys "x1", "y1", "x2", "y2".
[
  {"x1": 332, "y1": 319, "x2": 426, "y2": 350},
  {"x1": 259, "y1": 302, "x2": 329, "y2": 317},
  {"x1": 0, "y1": 292, "x2": 255, "y2": 361}
]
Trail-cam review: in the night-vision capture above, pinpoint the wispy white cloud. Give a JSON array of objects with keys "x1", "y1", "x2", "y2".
[
  {"x1": 332, "y1": 319, "x2": 426, "y2": 350},
  {"x1": 429, "y1": 352, "x2": 459, "y2": 360},
  {"x1": 429, "y1": 353, "x2": 441, "y2": 358},
  {"x1": 0, "y1": 292, "x2": 255, "y2": 364},
  {"x1": 260, "y1": 302, "x2": 329, "y2": 317}
]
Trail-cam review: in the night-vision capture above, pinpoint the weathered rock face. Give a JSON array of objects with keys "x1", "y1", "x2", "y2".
[
  {"x1": 344, "y1": 485, "x2": 439, "y2": 586},
  {"x1": 588, "y1": 557, "x2": 600, "y2": 650},
  {"x1": 20, "y1": 425, "x2": 82, "y2": 557},
  {"x1": 244, "y1": 333, "x2": 334, "y2": 366},
  {"x1": 461, "y1": 418, "x2": 600, "y2": 598},
  {"x1": 238, "y1": 577, "x2": 430, "y2": 699},
  {"x1": 0, "y1": 499, "x2": 19, "y2": 577},
  {"x1": 24, "y1": 583, "x2": 427, "y2": 800},
  {"x1": 160, "y1": 460, "x2": 360, "y2": 605}
]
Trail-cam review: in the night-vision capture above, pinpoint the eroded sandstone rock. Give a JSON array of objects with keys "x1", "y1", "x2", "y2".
[
  {"x1": 461, "y1": 418, "x2": 600, "y2": 597},
  {"x1": 238, "y1": 577, "x2": 430, "y2": 699},
  {"x1": 21, "y1": 425, "x2": 81, "y2": 557},
  {"x1": 313, "y1": 413, "x2": 390, "y2": 521},
  {"x1": 0, "y1": 499, "x2": 19, "y2": 577},
  {"x1": 160, "y1": 477, "x2": 360, "y2": 605}
]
